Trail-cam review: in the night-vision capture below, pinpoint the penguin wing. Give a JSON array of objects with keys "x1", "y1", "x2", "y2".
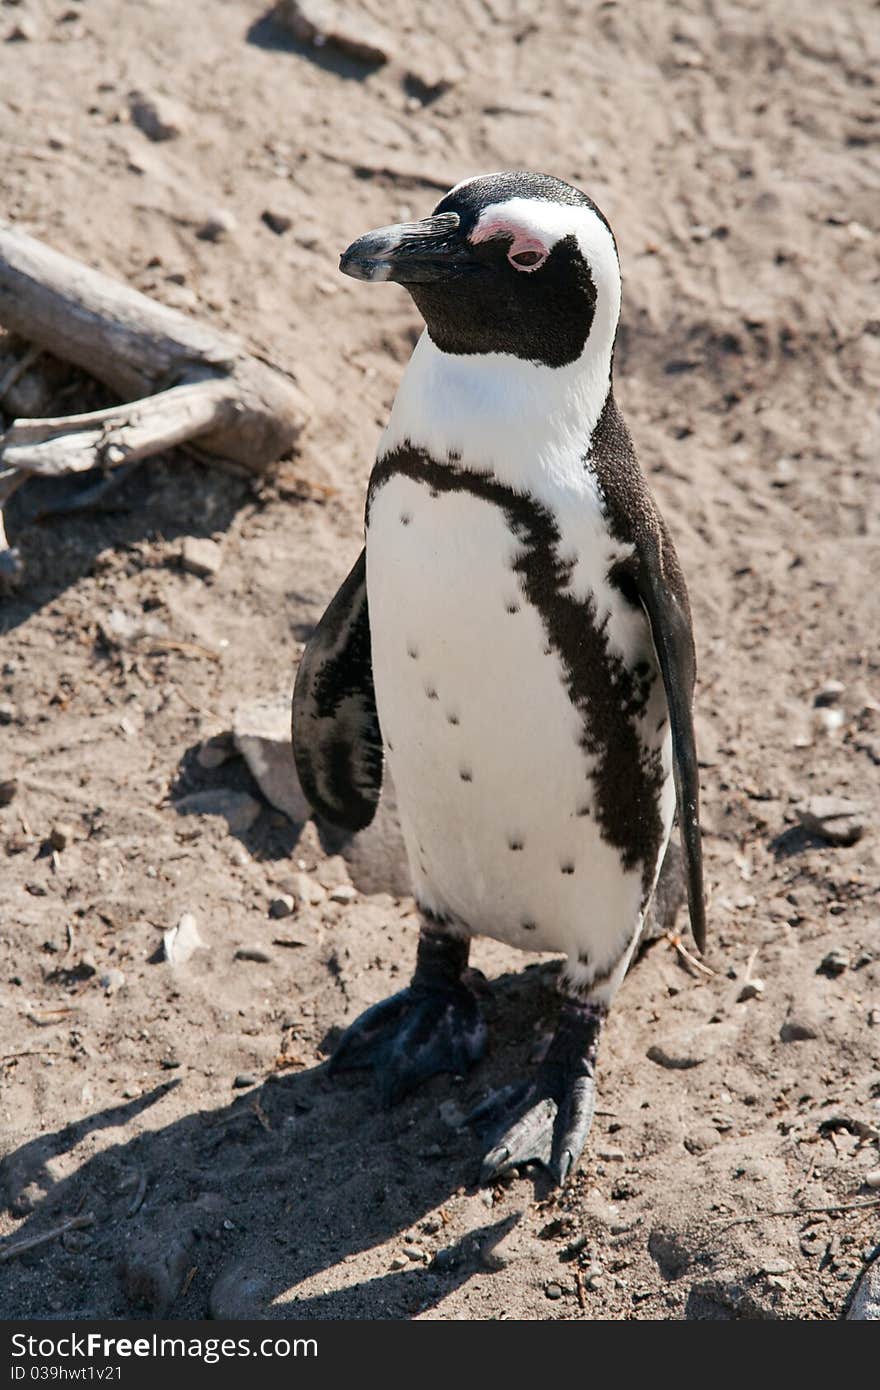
[
  {"x1": 291, "y1": 548, "x2": 383, "y2": 831},
  {"x1": 629, "y1": 528, "x2": 707, "y2": 954}
]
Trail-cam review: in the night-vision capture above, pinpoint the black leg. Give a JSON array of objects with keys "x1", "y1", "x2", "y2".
[
  {"x1": 474, "y1": 995, "x2": 605, "y2": 1187},
  {"x1": 330, "y1": 923, "x2": 487, "y2": 1107}
]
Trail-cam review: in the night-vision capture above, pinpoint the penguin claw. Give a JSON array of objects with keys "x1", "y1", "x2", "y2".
[
  {"x1": 475, "y1": 998, "x2": 603, "y2": 1187},
  {"x1": 329, "y1": 983, "x2": 487, "y2": 1108},
  {"x1": 477, "y1": 1075, "x2": 596, "y2": 1187}
]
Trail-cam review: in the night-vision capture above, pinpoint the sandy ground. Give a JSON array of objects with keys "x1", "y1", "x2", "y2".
[{"x1": 1, "y1": 0, "x2": 879, "y2": 1321}]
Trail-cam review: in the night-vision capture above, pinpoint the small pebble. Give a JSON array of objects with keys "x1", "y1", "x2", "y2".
[
  {"x1": 233, "y1": 1074, "x2": 257, "y2": 1089},
  {"x1": 181, "y1": 537, "x2": 223, "y2": 579},
  {"x1": 0, "y1": 702, "x2": 17, "y2": 725},
  {"x1": 329, "y1": 884, "x2": 357, "y2": 904},
  {"x1": 545, "y1": 1281, "x2": 564, "y2": 1300},
  {"x1": 780, "y1": 1012, "x2": 819, "y2": 1043},
  {"x1": 864, "y1": 1170, "x2": 880, "y2": 1190},
  {"x1": 197, "y1": 209, "x2": 237, "y2": 242},
  {"x1": 100, "y1": 968, "x2": 125, "y2": 995},
  {"x1": 814, "y1": 680, "x2": 845, "y2": 707},
  {"x1": 737, "y1": 979, "x2": 765, "y2": 1002},
  {"x1": 234, "y1": 947, "x2": 273, "y2": 963},
  {"x1": 389, "y1": 1255, "x2": 408, "y2": 1270},
  {"x1": 795, "y1": 795, "x2": 868, "y2": 847},
  {"x1": 285, "y1": 871, "x2": 325, "y2": 907},
  {"x1": 818, "y1": 948, "x2": 850, "y2": 977},
  {"x1": 129, "y1": 90, "x2": 187, "y2": 142},
  {"x1": 49, "y1": 822, "x2": 74, "y2": 852},
  {"x1": 262, "y1": 210, "x2": 293, "y2": 236},
  {"x1": 0, "y1": 778, "x2": 18, "y2": 805},
  {"x1": 269, "y1": 894, "x2": 296, "y2": 919}
]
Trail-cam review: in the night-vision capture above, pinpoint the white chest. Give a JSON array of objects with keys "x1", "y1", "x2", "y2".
[{"x1": 366, "y1": 468, "x2": 675, "y2": 977}]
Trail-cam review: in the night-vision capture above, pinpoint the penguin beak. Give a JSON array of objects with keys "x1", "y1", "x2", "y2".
[{"x1": 340, "y1": 212, "x2": 470, "y2": 284}]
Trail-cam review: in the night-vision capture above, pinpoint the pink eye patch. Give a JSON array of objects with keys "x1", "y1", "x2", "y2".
[{"x1": 471, "y1": 216, "x2": 550, "y2": 272}]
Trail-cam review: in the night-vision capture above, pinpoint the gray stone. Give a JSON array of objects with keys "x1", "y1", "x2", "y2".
[
  {"x1": 100, "y1": 968, "x2": 125, "y2": 995},
  {"x1": 180, "y1": 537, "x2": 223, "y2": 578},
  {"x1": 129, "y1": 90, "x2": 187, "y2": 142},
  {"x1": 329, "y1": 883, "x2": 357, "y2": 904},
  {"x1": 0, "y1": 779, "x2": 18, "y2": 805},
  {"x1": 232, "y1": 1074, "x2": 258, "y2": 1089},
  {"x1": 163, "y1": 912, "x2": 206, "y2": 966},
  {"x1": 233, "y1": 699, "x2": 312, "y2": 823},
  {"x1": 261, "y1": 210, "x2": 293, "y2": 235},
  {"x1": 49, "y1": 822, "x2": 74, "y2": 852},
  {"x1": 269, "y1": 894, "x2": 296, "y2": 919},
  {"x1": 274, "y1": 0, "x2": 391, "y2": 65},
  {"x1": 818, "y1": 948, "x2": 850, "y2": 977},
  {"x1": 780, "y1": 1010, "x2": 819, "y2": 1042},
  {"x1": 795, "y1": 795, "x2": 869, "y2": 846},
  {"x1": 174, "y1": 789, "x2": 261, "y2": 834},
  {"x1": 209, "y1": 1261, "x2": 267, "y2": 1319},
  {"x1": 197, "y1": 209, "x2": 237, "y2": 242},
  {"x1": 234, "y1": 947, "x2": 273, "y2": 964}
]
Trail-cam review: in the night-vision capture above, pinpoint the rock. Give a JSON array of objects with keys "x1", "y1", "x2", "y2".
[
  {"x1": 737, "y1": 978, "x2": 765, "y2": 1001},
  {"x1": 49, "y1": 822, "x2": 74, "y2": 852},
  {"x1": 795, "y1": 795, "x2": 869, "y2": 847},
  {"x1": 234, "y1": 946, "x2": 273, "y2": 963},
  {"x1": 100, "y1": 968, "x2": 125, "y2": 995},
  {"x1": 389, "y1": 1255, "x2": 408, "y2": 1270},
  {"x1": 0, "y1": 778, "x2": 18, "y2": 806},
  {"x1": 6, "y1": 20, "x2": 37, "y2": 42},
  {"x1": 197, "y1": 209, "x2": 237, "y2": 242},
  {"x1": 865, "y1": 1169, "x2": 880, "y2": 1190},
  {"x1": 0, "y1": 702, "x2": 17, "y2": 725},
  {"x1": 233, "y1": 699, "x2": 312, "y2": 823},
  {"x1": 847, "y1": 1260, "x2": 880, "y2": 1320},
  {"x1": 269, "y1": 894, "x2": 296, "y2": 919},
  {"x1": 438, "y1": 1099, "x2": 465, "y2": 1129},
  {"x1": 129, "y1": 90, "x2": 187, "y2": 142},
  {"x1": 545, "y1": 1281, "x2": 564, "y2": 1299},
  {"x1": 813, "y1": 707, "x2": 844, "y2": 737},
  {"x1": 196, "y1": 734, "x2": 234, "y2": 770},
  {"x1": 814, "y1": 680, "x2": 845, "y2": 707},
  {"x1": 121, "y1": 1202, "x2": 220, "y2": 1315},
  {"x1": 329, "y1": 883, "x2": 357, "y2": 904},
  {"x1": 283, "y1": 871, "x2": 325, "y2": 907},
  {"x1": 780, "y1": 1010, "x2": 819, "y2": 1042},
  {"x1": 261, "y1": 210, "x2": 293, "y2": 236},
  {"x1": 233, "y1": 1074, "x2": 258, "y2": 1089},
  {"x1": 404, "y1": 58, "x2": 462, "y2": 104},
  {"x1": 163, "y1": 912, "x2": 206, "y2": 966},
  {"x1": 180, "y1": 537, "x2": 223, "y2": 578},
  {"x1": 274, "y1": 0, "x2": 391, "y2": 65},
  {"x1": 818, "y1": 948, "x2": 850, "y2": 977},
  {"x1": 174, "y1": 789, "x2": 261, "y2": 834},
  {"x1": 209, "y1": 1261, "x2": 267, "y2": 1319},
  {"x1": 646, "y1": 1045, "x2": 704, "y2": 1070}
]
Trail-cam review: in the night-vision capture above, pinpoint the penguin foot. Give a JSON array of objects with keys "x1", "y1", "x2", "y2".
[
  {"x1": 475, "y1": 998, "x2": 604, "y2": 1187},
  {"x1": 329, "y1": 926, "x2": 486, "y2": 1107}
]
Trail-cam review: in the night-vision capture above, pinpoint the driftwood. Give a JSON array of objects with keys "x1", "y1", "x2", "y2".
[{"x1": 0, "y1": 218, "x2": 307, "y2": 585}]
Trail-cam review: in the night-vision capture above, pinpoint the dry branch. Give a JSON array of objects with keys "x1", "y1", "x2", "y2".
[{"x1": 0, "y1": 218, "x2": 308, "y2": 585}]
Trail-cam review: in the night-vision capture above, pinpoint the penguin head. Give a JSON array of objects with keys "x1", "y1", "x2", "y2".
[{"x1": 340, "y1": 172, "x2": 621, "y2": 370}]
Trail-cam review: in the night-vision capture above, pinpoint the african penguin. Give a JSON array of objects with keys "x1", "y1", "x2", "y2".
[{"x1": 292, "y1": 171, "x2": 706, "y2": 1186}]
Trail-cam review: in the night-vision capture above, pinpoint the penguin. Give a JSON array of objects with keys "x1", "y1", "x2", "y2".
[{"x1": 292, "y1": 171, "x2": 705, "y2": 1186}]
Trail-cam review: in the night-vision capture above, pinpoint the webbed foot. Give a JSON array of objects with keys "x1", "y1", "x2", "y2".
[
  {"x1": 474, "y1": 998, "x2": 604, "y2": 1187},
  {"x1": 330, "y1": 926, "x2": 486, "y2": 1107}
]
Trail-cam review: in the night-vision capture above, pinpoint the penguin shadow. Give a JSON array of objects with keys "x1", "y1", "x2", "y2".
[
  {"x1": 246, "y1": 11, "x2": 386, "y2": 81},
  {"x1": 1, "y1": 454, "x2": 254, "y2": 636},
  {"x1": 0, "y1": 966, "x2": 562, "y2": 1320}
]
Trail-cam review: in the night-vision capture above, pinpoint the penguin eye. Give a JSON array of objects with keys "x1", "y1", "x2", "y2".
[{"x1": 507, "y1": 245, "x2": 548, "y2": 272}]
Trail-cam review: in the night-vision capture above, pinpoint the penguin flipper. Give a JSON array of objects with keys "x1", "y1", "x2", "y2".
[
  {"x1": 292, "y1": 548, "x2": 383, "y2": 831},
  {"x1": 624, "y1": 531, "x2": 707, "y2": 954}
]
